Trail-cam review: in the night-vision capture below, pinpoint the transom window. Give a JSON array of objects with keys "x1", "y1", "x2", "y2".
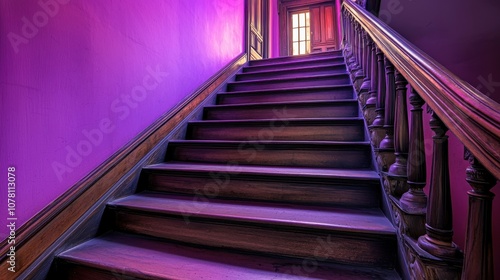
[{"x1": 291, "y1": 11, "x2": 310, "y2": 55}]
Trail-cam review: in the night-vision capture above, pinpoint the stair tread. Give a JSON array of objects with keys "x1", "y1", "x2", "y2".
[
  {"x1": 110, "y1": 192, "x2": 395, "y2": 236},
  {"x1": 249, "y1": 50, "x2": 343, "y2": 65},
  {"x1": 59, "y1": 231, "x2": 401, "y2": 280},
  {"x1": 145, "y1": 162, "x2": 379, "y2": 181},
  {"x1": 206, "y1": 99, "x2": 357, "y2": 109},
  {"x1": 189, "y1": 117, "x2": 364, "y2": 125},
  {"x1": 227, "y1": 73, "x2": 349, "y2": 85},
  {"x1": 239, "y1": 63, "x2": 345, "y2": 75},
  {"x1": 168, "y1": 139, "x2": 371, "y2": 146},
  {"x1": 217, "y1": 84, "x2": 353, "y2": 96},
  {"x1": 244, "y1": 56, "x2": 344, "y2": 71}
]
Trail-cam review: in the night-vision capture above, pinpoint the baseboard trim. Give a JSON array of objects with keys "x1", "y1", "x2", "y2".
[{"x1": 0, "y1": 53, "x2": 247, "y2": 278}]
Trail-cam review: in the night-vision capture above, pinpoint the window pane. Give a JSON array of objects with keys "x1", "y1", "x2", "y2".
[
  {"x1": 293, "y1": 42, "x2": 299, "y2": 55},
  {"x1": 306, "y1": 40, "x2": 310, "y2": 53},
  {"x1": 293, "y1": 28, "x2": 298, "y2": 42},
  {"x1": 305, "y1": 12, "x2": 310, "y2": 27},
  {"x1": 299, "y1": 27, "x2": 305, "y2": 41},
  {"x1": 299, "y1": 41, "x2": 305, "y2": 54},
  {"x1": 299, "y1": 13, "x2": 305, "y2": 27},
  {"x1": 292, "y1": 14, "x2": 298, "y2": 28},
  {"x1": 306, "y1": 26, "x2": 310, "y2": 40}
]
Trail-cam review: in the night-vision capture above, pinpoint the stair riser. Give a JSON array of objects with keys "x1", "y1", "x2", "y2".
[
  {"x1": 165, "y1": 143, "x2": 372, "y2": 169},
  {"x1": 217, "y1": 88, "x2": 354, "y2": 105},
  {"x1": 112, "y1": 211, "x2": 396, "y2": 268},
  {"x1": 248, "y1": 52, "x2": 343, "y2": 66},
  {"x1": 244, "y1": 58, "x2": 345, "y2": 72},
  {"x1": 187, "y1": 123, "x2": 365, "y2": 141},
  {"x1": 56, "y1": 266, "x2": 124, "y2": 280},
  {"x1": 145, "y1": 172, "x2": 380, "y2": 207},
  {"x1": 227, "y1": 75, "x2": 350, "y2": 91},
  {"x1": 236, "y1": 66, "x2": 347, "y2": 81},
  {"x1": 204, "y1": 103, "x2": 359, "y2": 120}
]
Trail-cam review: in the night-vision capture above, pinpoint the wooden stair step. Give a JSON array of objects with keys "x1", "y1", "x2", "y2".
[
  {"x1": 186, "y1": 118, "x2": 366, "y2": 141},
  {"x1": 235, "y1": 64, "x2": 347, "y2": 81},
  {"x1": 56, "y1": 232, "x2": 401, "y2": 279},
  {"x1": 204, "y1": 100, "x2": 359, "y2": 120},
  {"x1": 248, "y1": 50, "x2": 343, "y2": 66},
  {"x1": 216, "y1": 85, "x2": 354, "y2": 105},
  {"x1": 142, "y1": 162, "x2": 381, "y2": 207},
  {"x1": 243, "y1": 56, "x2": 346, "y2": 73},
  {"x1": 226, "y1": 74, "x2": 351, "y2": 91},
  {"x1": 108, "y1": 193, "x2": 397, "y2": 267},
  {"x1": 165, "y1": 140, "x2": 372, "y2": 169}
]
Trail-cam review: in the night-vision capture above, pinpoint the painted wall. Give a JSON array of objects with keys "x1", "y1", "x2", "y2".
[
  {"x1": 0, "y1": 0, "x2": 244, "y2": 240},
  {"x1": 378, "y1": 0, "x2": 500, "y2": 275}
]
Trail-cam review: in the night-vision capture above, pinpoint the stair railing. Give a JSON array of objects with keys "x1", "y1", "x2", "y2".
[{"x1": 341, "y1": 0, "x2": 499, "y2": 279}]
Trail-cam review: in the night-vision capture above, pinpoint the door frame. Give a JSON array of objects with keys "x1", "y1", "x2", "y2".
[
  {"x1": 246, "y1": 0, "x2": 270, "y2": 60},
  {"x1": 278, "y1": 0, "x2": 338, "y2": 56}
]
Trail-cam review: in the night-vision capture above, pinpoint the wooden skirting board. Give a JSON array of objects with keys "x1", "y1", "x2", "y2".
[{"x1": 0, "y1": 53, "x2": 247, "y2": 279}]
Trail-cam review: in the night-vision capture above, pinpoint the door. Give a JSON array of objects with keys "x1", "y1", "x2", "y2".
[
  {"x1": 279, "y1": 0, "x2": 339, "y2": 56},
  {"x1": 248, "y1": 0, "x2": 269, "y2": 60},
  {"x1": 310, "y1": 3, "x2": 337, "y2": 53}
]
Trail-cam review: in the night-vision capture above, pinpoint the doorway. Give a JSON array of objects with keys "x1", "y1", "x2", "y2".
[{"x1": 279, "y1": 0, "x2": 339, "y2": 56}]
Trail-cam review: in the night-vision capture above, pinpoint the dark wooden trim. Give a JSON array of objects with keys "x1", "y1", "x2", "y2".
[
  {"x1": 247, "y1": 0, "x2": 270, "y2": 60},
  {"x1": 343, "y1": 0, "x2": 500, "y2": 178},
  {"x1": 0, "y1": 53, "x2": 247, "y2": 277}
]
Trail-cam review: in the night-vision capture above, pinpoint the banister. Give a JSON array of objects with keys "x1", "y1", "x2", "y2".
[{"x1": 343, "y1": 0, "x2": 500, "y2": 179}]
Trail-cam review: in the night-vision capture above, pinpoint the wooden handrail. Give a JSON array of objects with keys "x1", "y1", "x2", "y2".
[{"x1": 343, "y1": 0, "x2": 500, "y2": 179}]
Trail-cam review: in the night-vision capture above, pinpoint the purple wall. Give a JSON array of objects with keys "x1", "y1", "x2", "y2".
[
  {"x1": 379, "y1": 0, "x2": 500, "y2": 275},
  {"x1": 0, "y1": 0, "x2": 244, "y2": 240},
  {"x1": 268, "y1": 0, "x2": 280, "y2": 58}
]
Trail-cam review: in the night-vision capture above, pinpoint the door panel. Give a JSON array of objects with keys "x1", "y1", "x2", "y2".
[
  {"x1": 310, "y1": 3, "x2": 337, "y2": 53},
  {"x1": 311, "y1": 7, "x2": 322, "y2": 45}
]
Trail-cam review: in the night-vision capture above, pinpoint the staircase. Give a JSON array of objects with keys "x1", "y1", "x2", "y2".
[{"x1": 54, "y1": 51, "x2": 402, "y2": 279}]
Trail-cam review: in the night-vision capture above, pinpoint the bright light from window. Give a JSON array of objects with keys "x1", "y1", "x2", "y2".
[{"x1": 291, "y1": 11, "x2": 310, "y2": 55}]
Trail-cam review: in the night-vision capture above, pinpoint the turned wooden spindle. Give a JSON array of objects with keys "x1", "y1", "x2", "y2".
[
  {"x1": 388, "y1": 71, "x2": 409, "y2": 176},
  {"x1": 379, "y1": 58, "x2": 395, "y2": 150},
  {"x1": 347, "y1": 18, "x2": 358, "y2": 69},
  {"x1": 359, "y1": 33, "x2": 372, "y2": 96},
  {"x1": 417, "y1": 111, "x2": 459, "y2": 258},
  {"x1": 365, "y1": 42, "x2": 378, "y2": 106},
  {"x1": 350, "y1": 22, "x2": 361, "y2": 71},
  {"x1": 462, "y1": 150, "x2": 496, "y2": 280},
  {"x1": 368, "y1": 47, "x2": 385, "y2": 116},
  {"x1": 357, "y1": 25, "x2": 363, "y2": 69},
  {"x1": 400, "y1": 88, "x2": 427, "y2": 212}
]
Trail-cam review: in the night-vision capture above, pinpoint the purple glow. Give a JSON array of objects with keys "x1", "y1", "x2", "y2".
[{"x1": 0, "y1": 0, "x2": 244, "y2": 240}]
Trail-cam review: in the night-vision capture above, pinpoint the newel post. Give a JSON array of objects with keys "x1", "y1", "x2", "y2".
[
  {"x1": 417, "y1": 111, "x2": 460, "y2": 258},
  {"x1": 462, "y1": 150, "x2": 496, "y2": 280}
]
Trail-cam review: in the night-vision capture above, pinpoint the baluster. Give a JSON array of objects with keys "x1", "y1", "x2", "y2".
[
  {"x1": 417, "y1": 111, "x2": 460, "y2": 258},
  {"x1": 462, "y1": 150, "x2": 496, "y2": 280},
  {"x1": 353, "y1": 24, "x2": 365, "y2": 89},
  {"x1": 371, "y1": 48, "x2": 386, "y2": 127},
  {"x1": 388, "y1": 71, "x2": 409, "y2": 175},
  {"x1": 400, "y1": 88, "x2": 427, "y2": 212},
  {"x1": 359, "y1": 32, "x2": 371, "y2": 102},
  {"x1": 348, "y1": 21, "x2": 360, "y2": 73},
  {"x1": 342, "y1": 10, "x2": 347, "y2": 48},
  {"x1": 346, "y1": 16, "x2": 355, "y2": 68},
  {"x1": 379, "y1": 58, "x2": 395, "y2": 151},
  {"x1": 365, "y1": 43, "x2": 378, "y2": 106}
]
